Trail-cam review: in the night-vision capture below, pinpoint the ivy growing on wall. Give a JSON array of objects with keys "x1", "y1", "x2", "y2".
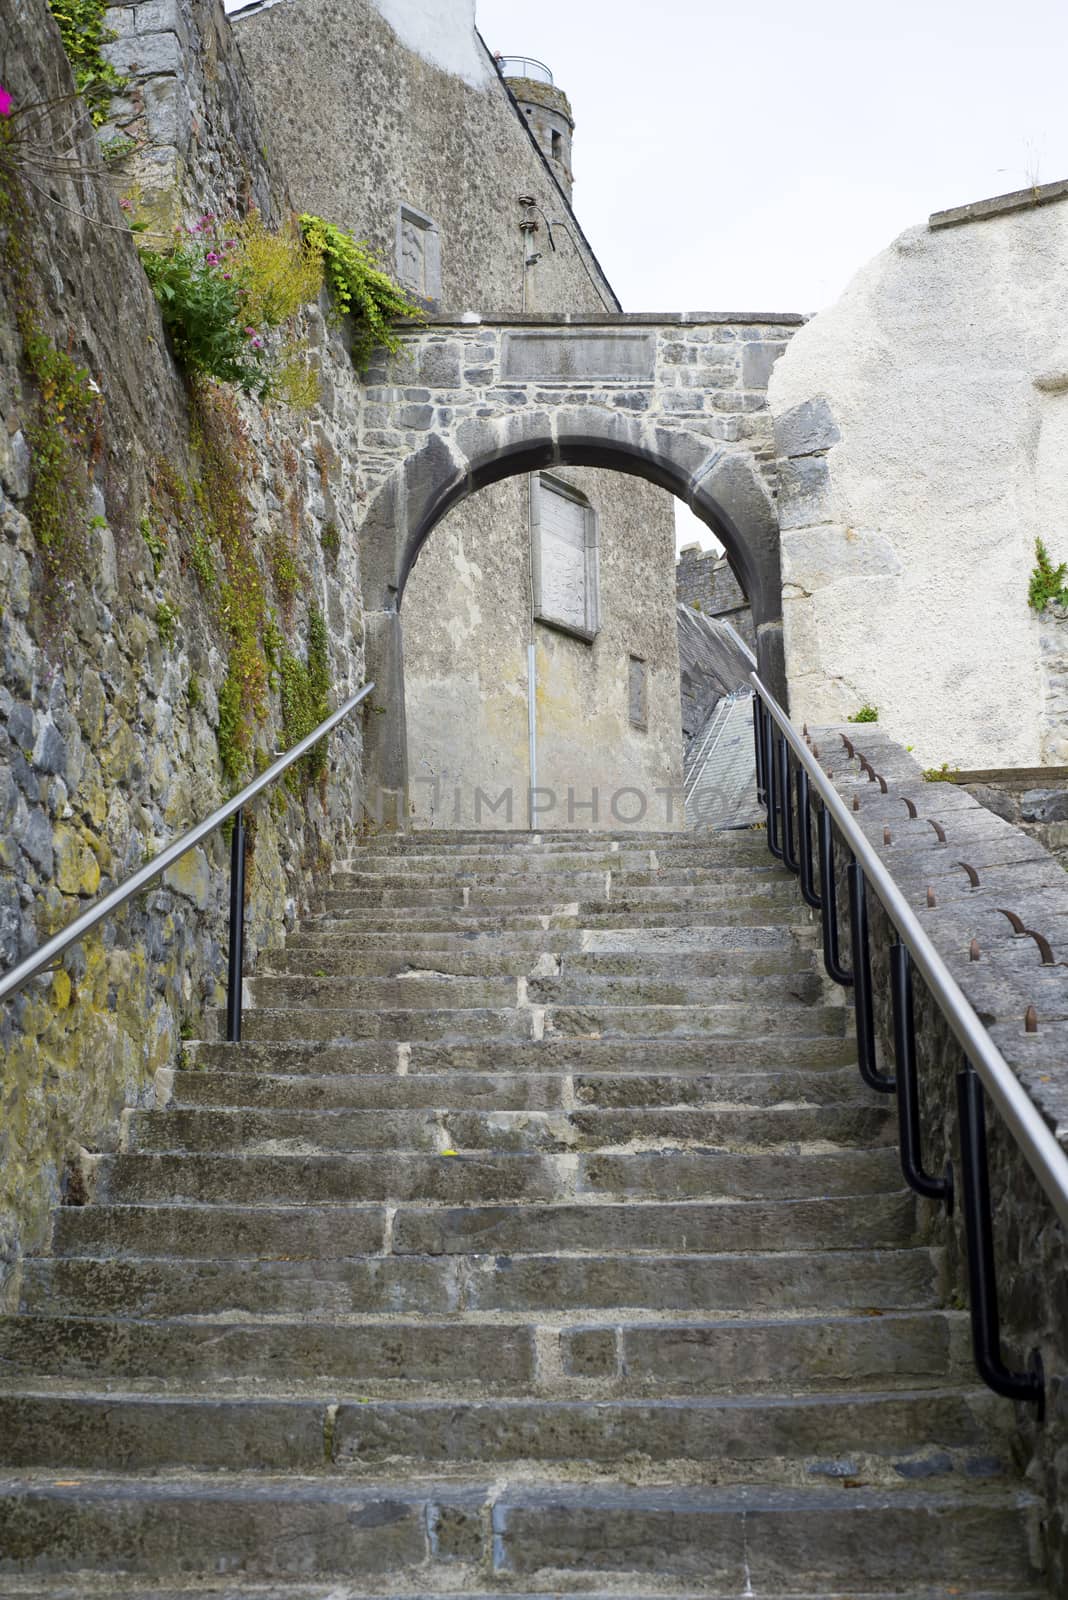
[
  {"x1": 46, "y1": 0, "x2": 127, "y2": 126},
  {"x1": 300, "y1": 214, "x2": 425, "y2": 369}
]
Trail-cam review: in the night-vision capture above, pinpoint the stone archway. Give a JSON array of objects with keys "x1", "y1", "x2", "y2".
[{"x1": 354, "y1": 314, "x2": 800, "y2": 810}]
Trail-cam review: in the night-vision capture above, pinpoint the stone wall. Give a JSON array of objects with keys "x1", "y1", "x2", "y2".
[
  {"x1": 675, "y1": 544, "x2": 756, "y2": 650},
  {"x1": 769, "y1": 186, "x2": 1068, "y2": 769},
  {"x1": 804, "y1": 722, "x2": 1068, "y2": 1590},
  {"x1": 0, "y1": 0, "x2": 369, "y2": 1293}
]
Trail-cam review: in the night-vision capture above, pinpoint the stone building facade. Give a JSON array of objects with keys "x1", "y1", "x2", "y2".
[{"x1": 232, "y1": 0, "x2": 686, "y2": 829}]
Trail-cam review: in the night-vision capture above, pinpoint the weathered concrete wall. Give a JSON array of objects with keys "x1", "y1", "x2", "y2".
[
  {"x1": 804, "y1": 721, "x2": 1068, "y2": 1591},
  {"x1": 0, "y1": 0, "x2": 368, "y2": 1292},
  {"x1": 769, "y1": 188, "x2": 1068, "y2": 768},
  {"x1": 403, "y1": 468, "x2": 683, "y2": 830}
]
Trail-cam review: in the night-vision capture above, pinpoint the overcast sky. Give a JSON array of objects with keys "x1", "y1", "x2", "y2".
[{"x1": 475, "y1": 0, "x2": 1068, "y2": 549}]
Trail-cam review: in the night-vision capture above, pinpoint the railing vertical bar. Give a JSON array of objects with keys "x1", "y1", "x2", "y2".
[
  {"x1": 817, "y1": 805, "x2": 853, "y2": 987},
  {"x1": 778, "y1": 734, "x2": 800, "y2": 874},
  {"x1": 890, "y1": 941, "x2": 953, "y2": 1208},
  {"x1": 225, "y1": 807, "x2": 246, "y2": 1045},
  {"x1": 956, "y1": 1062, "x2": 1045, "y2": 1414},
  {"x1": 847, "y1": 863, "x2": 895, "y2": 1093},
  {"x1": 765, "y1": 713, "x2": 783, "y2": 861},
  {"x1": 796, "y1": 767, "x2": 821, "y2": 910}
]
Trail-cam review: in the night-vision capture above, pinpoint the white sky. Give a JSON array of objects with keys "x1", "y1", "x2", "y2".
[{"x1": 476, "y1": 0, "x2": 1068, "y2": 553}]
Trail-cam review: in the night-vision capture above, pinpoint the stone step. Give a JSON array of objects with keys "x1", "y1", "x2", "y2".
[
  {"x1": 341, "y1": 845, "x2": 777, "y2": 868},
  {"x1": 90, "y1": 1146, "x2": 903, "y2": 1206},
  {"x1": 0, "y1": 1388, "x2": 1005, "y2": 1477},
  {"x1": 331, "y1": 863, "x2": 788, "y2": 887},
  {"x1": 257, "y1": 945, "x2": 814, "y2": 978},
  {"x1": 0, "y1": 1310, "x2": 971, "y2": 1394},
  {"x1": 321, "y1": 891, "x2": 803, "y2": 918},
  {"x1": 239, "y1": 1002, "x2": 847, "y2": 1045},
  {"x1": 284, "y1": 923, "x2": 809, "y2": 953},
  {"x1": 171, "y1": 1063, "x2": 872, "y2": 1112},
  {"x1": 0, "y1": 1476, "x2": 1038, "y2": 1588},
  {"x1": 0, "y1": 1589, "x2": 1048, "y2": 1600},
  {"x1": 321, "y1": 883, "x2": 801, "y2": 911},
  {"x1": 247, "y1": 970, "x2": 825, "y2": 1009},
  {"x1": 50, "y1": 1192, "x2": 918, "y2": 1262},
  {"x1": 187, "y1": 1035, "x2": 860, "y2": 1074},
  {"x1": 20, "y1": 1248, "x2": 939, "y2": 1320},
  {"x1": 125, "y1": 1103, "x2": 893, "y2": 1156},
  {"x1": 301, "y1": 907, "x2": 810, "y2": 932}
]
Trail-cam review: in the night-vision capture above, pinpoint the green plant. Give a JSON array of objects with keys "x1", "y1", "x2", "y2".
[
  {"x1": 100, "y1": 133, "x2": 136, "y2": 166},
  {"x1": 187, "y1": 672, "x2": 201, "y2": 710},
  {"x1": 1028, "y1": 537, "x2": 1068, "y2": 612},
  {"x1": 848, "y1": 705, "x2": 878, "y2": 723},
  {"x1": 320, "y1": 519, "x2": 340, "y2": 561},
  {"x1": 187, "y1": 528, "x2": 214, "y2": 588},
  {"x1": 300, "y1": 213, "x2": 425, "y2": 369},
  {"x1": 140, "y1": 513, "x2": 166, "y2": 576},
  {"x1": 923, "y1": 762, "x2": 960, "y2": 783},
  {"x1": 47, "y1": 0, "x2": 128, "y2": 125},
  {"x1": 236, "y1": 211, "x2": 323, "y2": 330},
  {"x1": 140, "y1": 217, "x2": 273, "y2": 396},
  {"x1": 154, "y1": 599, "x2": 178, "y2": 645},
  {"x1": 280, "y1": 606, "x2": 331, "y2": 787}
]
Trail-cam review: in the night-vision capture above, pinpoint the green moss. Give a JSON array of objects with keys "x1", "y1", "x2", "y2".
[
  {"x1": 280, "y1": 606, "x2": 331, "y2": 788},
  {"x1": 187, "y1": 673, "x2": 201, "y2": 710},
  {"x1": 154, "y1": 599, "x2": 178, "y2": 646},
  {"x1": 320, "y1": 519, "x2": 340, "y2": 562},
  {"x1": 0, "y1": 153, "x2": 102, "y2": 595},
  {"x1": 140, "y1": 514, "x2": 167, "y2": 577}
]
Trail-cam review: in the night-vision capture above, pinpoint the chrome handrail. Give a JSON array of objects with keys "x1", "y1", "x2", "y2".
[
  {"x1": 0, "y1": 683, "x2": 375, "y2": 1027},
  {"x1": 752, "y1": 669, "x2": 1068, "y2": 1233}
]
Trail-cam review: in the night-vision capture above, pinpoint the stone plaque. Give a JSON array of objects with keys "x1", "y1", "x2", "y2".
[
  {"x1": 396, "y1": 204, "x2": 442, "y2": 306},
  {"x1": 628, "y1": 655, "x2": 648, "y2": 728},
  {"x1": 502, "y1": 330, "x2": 656, "y2": 384},
  {"x1": 531, "y1": 475, "x2": 600, "y2": 640}
]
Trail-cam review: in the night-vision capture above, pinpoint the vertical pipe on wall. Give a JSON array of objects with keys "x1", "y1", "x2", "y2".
[{"x1": 527, "y1": 641, "x2": 538, "y2": 830}]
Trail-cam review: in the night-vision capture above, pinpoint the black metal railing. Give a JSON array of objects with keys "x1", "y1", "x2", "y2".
[
  {"x1": 0, "y1": 683, "x2": 375, "y2": 1043},
  {"x1": 752, "y1": 676, "x2": 1061, "y2": 1419}
]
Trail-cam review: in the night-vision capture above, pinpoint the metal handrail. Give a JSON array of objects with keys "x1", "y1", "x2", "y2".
[
  {"x1": 753, "y1": 669, "x2": 1059, "y2": 1416},
  {"x1": 498, "y1": 55, "x2": 554, "y2": 84},
  {"x1": 752, "y1": 670, "x2": 1068, "y2": 1233},
  {"x1": 0, "y1": 683, "x2": 375, "y2": 1034}
]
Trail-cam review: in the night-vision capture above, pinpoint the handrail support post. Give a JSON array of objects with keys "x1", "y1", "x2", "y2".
[{"x1": 226, "y1": 808, "x2": 247, "y2": 1044}]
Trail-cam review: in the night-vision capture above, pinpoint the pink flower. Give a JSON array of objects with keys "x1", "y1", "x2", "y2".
[
  {"x1": 0, "y1": 84, "x2": 12, "y2": 118},
  {"x1": 205, "y1": 250, "x2": 220, "y2": 264},
  {"x1": 244, "y1": 326, "x2": 257, "y2": 337},
  {"x1": 119, "y1": 197, "x2": 133, "y2": 212},
  {"x1": 222, "y1": 272, "x2": 232, "y2": 280},
  {"x1": 225, "y1": 239, "x2": 237, "y2": 250},
  {"x1": 250, "y1": 336, "x2": 263, "y2": 350}
]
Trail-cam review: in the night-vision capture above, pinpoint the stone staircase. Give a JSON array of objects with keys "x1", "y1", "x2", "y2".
[{"x1": 0, "y1": 829, "x2": 1046, "y2": 1596}]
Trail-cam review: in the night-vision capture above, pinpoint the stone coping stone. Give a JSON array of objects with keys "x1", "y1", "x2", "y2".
[
  {"x1": 407, "y1": 311, "x2": 808, "y2": 327},
  {"x1": 930, "y1": 175, "x2": 1068, "y2": 230}
]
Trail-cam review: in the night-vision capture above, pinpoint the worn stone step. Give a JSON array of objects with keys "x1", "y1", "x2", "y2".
[
  {"x1": 238, "y1": 1001, "x2": 845, "y2": 1046},
  {"x1": 302, "y1": 906, "x2": 810, "y2": 933},
  {"x1": 0, "y1": 1388, "x2": 1005, "y2": 1476},
  {"x1": 126, "y1": 1102, "x2": 891, "y2": 1156},
  {"x1": 0, "y1": 1476, "x2": 1037, "y2": 1587},
  {"x1": 20, "y1": 1248, "x2": 938, "y2": 1320},
  {"x1": 187, "y1": 1035, "x2": 859, "y2": 1074},
  {"x1": 284, "y1": 926, "x2": 813, "y2": 959},
  {"x1": 91, "y1": 1146, "x2": 902, "y2": 1206},
  {"x1": 239, "y1": 1006, "x2": 536, "y2": 1043},
  {"x1": 258, "y1": 945, "x2": 813, "y2": 978},
  {"x1": 171, "y1": 1064, "x2": 872, "y2": 1112},
  {"x1": 0, "y1": 1589, "x2": 1048, "y2": 1600},
  {"x1": 50, "y1": 1192, "x2": 918, "y2": 1263},
  {"x1": 331, "y1": 863, "x2": 788, "y2": 887},
  {"x1": 321, "y1": 882, "x2": 800, "y2": 911},
  {"x1": 0, "y1": 1310, "x2": 969, "y2": 1394},
  {"x1": 247, "y1": 974, "x2": 521, "y2": 1010},
  {"x1": 248, "y1": 970, "x2": 825, "y2": 1009}
]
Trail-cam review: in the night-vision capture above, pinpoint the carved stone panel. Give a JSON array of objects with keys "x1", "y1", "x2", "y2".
[{"x1": 396, "y1": 204, "x2": 442, "y2": 307}]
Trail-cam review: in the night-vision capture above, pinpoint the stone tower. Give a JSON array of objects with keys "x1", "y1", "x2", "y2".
[{"x1": 499, "y1": 55, "x2": 575, "y2": 199}]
